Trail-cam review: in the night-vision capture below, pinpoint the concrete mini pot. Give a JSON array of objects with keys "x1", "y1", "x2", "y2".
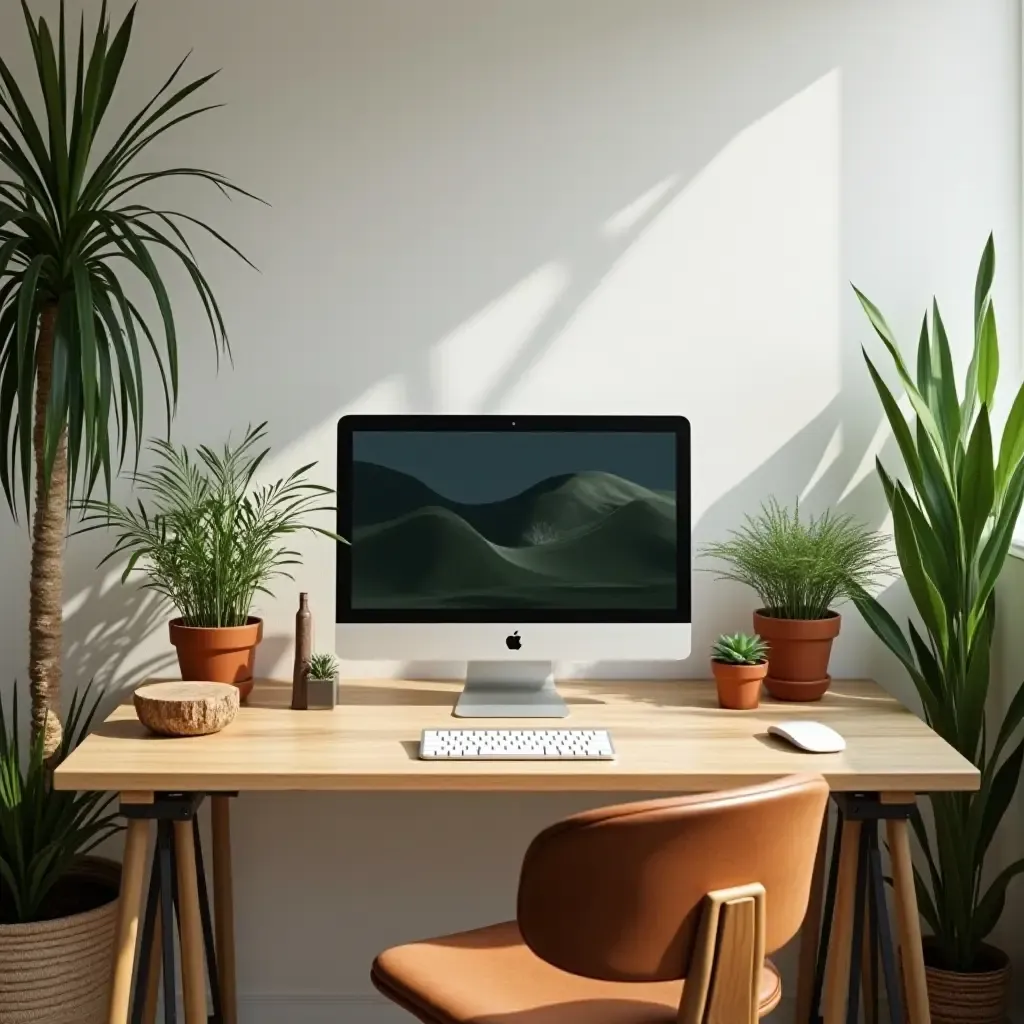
[
  {"x1": 711, "y1": 659, "x2": 767, "y2": 710},
  {"x1": 754, "y1": 610, "x2": 840, "y2": 702},
  {"x1": 306, "y1": 672, "x2": 338, "y2": 710},
  {"x1": 168, "y1": 617, "x2": 264, "y2": 702}
]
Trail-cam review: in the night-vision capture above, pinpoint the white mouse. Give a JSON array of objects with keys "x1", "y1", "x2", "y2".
[{"x1": 768, "y1": 720, "x2": 846, "y2": 754}]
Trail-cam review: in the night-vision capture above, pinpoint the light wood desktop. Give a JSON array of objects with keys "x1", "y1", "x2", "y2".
[{"x1": 55, "y1": 677, "x2": 979, "y2": 1024}]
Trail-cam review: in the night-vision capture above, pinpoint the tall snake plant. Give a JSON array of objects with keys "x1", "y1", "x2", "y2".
[{"x1": 853, "y1": 235, "x2": 1024, "y2": 971}]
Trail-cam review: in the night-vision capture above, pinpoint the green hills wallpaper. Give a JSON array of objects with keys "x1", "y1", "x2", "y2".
[{"x1": 352, "y1": 462, "x2": 677, "y2": 609}]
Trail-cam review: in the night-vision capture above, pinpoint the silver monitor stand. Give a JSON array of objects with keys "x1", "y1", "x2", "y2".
[{"x1": 453, "y1": 661, "x2": 568, "y2": 718}]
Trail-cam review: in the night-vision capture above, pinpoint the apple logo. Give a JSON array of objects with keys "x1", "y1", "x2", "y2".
[{"x1": 505, "y1": 631, "x2": 522, "y2": 651}]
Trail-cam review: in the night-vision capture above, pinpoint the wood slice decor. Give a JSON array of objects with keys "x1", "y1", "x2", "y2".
[{"x1": 134, "y1": 682, "x2": 239, "y2": 737}]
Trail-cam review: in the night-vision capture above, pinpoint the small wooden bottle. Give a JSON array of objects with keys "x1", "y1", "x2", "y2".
[{"x1": 291, "y1": 592, "x2": 312, "y2": 710}]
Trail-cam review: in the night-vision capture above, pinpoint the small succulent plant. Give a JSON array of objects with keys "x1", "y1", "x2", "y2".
[
  {"x1": 307, "y1": 652, "x2": 339, "y2": 681},
  {"x1": 711, "y1": 633, "x2": 769, "y2": 666}
]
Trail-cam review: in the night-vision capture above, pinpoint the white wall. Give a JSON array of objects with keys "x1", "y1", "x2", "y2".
[{"x1": 0, "y1": 1, "x2": 1021, "y2": 1020}]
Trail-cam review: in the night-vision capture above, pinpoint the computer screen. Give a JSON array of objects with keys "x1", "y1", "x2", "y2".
[{"x1": 337, "y1": 418, "x2": 688, "y2": 622}]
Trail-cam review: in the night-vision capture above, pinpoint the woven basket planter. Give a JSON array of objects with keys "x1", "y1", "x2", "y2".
[
  {"x1": 923, "y1": 942, "x2": 1011, "y2": 1024},
  {"x1": 0, "y1": 857, "x2": 120, "y2": 1024}
]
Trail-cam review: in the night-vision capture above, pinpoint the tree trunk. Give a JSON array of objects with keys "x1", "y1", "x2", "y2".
[{"x1": 29, "y1": 303, "x2": 66, "y2": 757}]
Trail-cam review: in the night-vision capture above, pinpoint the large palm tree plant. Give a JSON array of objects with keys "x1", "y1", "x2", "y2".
[
  {"x1": 0, "y1": 2, "x2": 257, "y2": 755},
  {"x1": 853, "y1": 235, "x2": 1024, "y2": 972}
]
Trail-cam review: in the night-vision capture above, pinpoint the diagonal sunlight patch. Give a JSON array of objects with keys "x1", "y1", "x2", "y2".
[
  {"x1": 602, "y1": 176, "x2": 681, "y2": 237},
  {"x1": 513, "y1": 70, "x2": 842, "y2": 520},
  {"x1": 434, "y1": 263, "x2": 569, "y2": 410}
]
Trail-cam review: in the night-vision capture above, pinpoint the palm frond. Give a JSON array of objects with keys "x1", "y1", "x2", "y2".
[
  {"x1": 78, "y1": 424, "x2": 344, "y2": 628},
  {"x1": 0, "y1": 0, "x2": 261, "y2": 517}
]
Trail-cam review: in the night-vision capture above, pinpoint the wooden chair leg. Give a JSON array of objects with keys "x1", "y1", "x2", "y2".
[
  {"x1": 888, "y1": 818, "x2": 932, "y2": 1024},
  {"x1": 174, "y1": 820, "x2": 208, "y2": 1024},
  {"x1": 795, "y1": 814, "x2": 828, "y2": 1023},
  {"x1": 821, "y1": 819, "x2": 861, "y2": 1024},
  {"x1": 107, "y1": 817, "x2": 149, "y2": 1024},
  {"x1": 212, "y1": 796, "x2": 238, "y2": 1024},
  {"x1": 141, "y1": 903, "x2": 162, "y2": 1024},
  {"x1": 677, "y1": 883, "x2": 766, "y2": 1024}
]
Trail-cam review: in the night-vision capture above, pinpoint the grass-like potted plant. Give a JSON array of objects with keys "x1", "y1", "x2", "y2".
[
  {"x1": 306, "y1": 652, "x2": 339, "y2": 710},
  {"x1": 852, "y1": 235, "x2": 1024, "y2": 1022},
  {"x1": 702, "y1": 499, "x2": 890, "y2": 701},
  {"x1": 710, "y1": 633, "x2": 768, "y2": 710},
  {"x1": 0, "y1": 686, "x2": 122, "y2": 1021},
  {"x1": 79, "y1": 423, "x2": 340, "y2": 700}
]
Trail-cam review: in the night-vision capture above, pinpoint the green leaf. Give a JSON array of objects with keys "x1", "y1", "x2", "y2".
[
  {"x1": 930, "y1": 301, "x2": 960, "y2": 458},
  {"x1": 973, "y1": 858, "x2": 1024, "y2": 943},
  {"x1": 34, "y1": 17, "x2": 69, "y2": 218},
  {"x1": 976, "y1": 456, "x2": 1024, "y2": 615},
  {"x1": 960, "y1": 405, "x2": 994, "y2": 558},
  {"x1": 963, "y1": 234, "x2": 997, "y2": 433},
  {"x1": 990, "y1": 679, "x2": 1024, "y2": 769},
  {"x1": 916, "y1": 313, "x2": 932, "y2": 401},
  {"x1": 976, "y1": 736, "x2": 1024, "y2": 862},
  {"x1": 975, "y1": 233, "x2": 995, "y2": 331},
  {"x1": 995, "y1": 378, "x2": 1024, "y2": 493},
  {"x1": 907, "y1": 619, "x2": 948, "y2": 731},
  {"x1": 854, "y1": 287, "x2": 947, "y2": 461},
  {"x1": 852, "y1": 587, "x2": 924, "y2": 687},
  {"x1": 959, "y1": 599, "x2": 992, "y2": 764},
  {"x1": 863, "y1": 350, "x2": 923, "y2": 492},
  {"x1": 892, "y1": 485, "x2": 947, "y2": 652},
  {"x1": 71, "y1": 262, "x2": 98, "y2": 445},
  {"x1": 977, "y1": 302, "x2": 999, "y2": 410}
]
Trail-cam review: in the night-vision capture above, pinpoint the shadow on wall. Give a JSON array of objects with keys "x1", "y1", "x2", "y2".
[
  {"x1": 60, "y1": 531, "x2": 177, "y2": 721},
  {"x1": 0, "y1": 0, "x2": 904, "y2": 696}
]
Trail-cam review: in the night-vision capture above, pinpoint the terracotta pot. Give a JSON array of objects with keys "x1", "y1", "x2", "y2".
[
  {"x1": 0, "y1": 857, "x2": 120, "y2": 1023},
  {"x1": 922, "y1": 942, "x2": 1011, "y2": 1024},
  {"x1": 711, "y1": 659, "x2": 767, "y2": 711},
  {"x1": 169, "y1": 617, "x2": 263, "y2": 701},
  {"x1": 754, "y1": 610, "x2": 840, "y2": 702}
]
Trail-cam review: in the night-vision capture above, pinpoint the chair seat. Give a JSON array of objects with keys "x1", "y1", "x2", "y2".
[{"x1": 371, "y1": 921, "x2": 782, "y2": 1024}]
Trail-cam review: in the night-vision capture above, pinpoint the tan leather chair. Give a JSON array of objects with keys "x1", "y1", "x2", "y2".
[{"x1": 372, "y1": 773, "x2": 829, "y2": 1024}]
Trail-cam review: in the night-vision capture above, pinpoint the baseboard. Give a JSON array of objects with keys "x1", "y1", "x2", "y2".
[{"x1": 233, "y1": 992, "x2": 799, "y2": 1024}]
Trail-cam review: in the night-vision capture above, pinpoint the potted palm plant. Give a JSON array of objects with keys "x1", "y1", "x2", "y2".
[
  {"x1": 0, "y1": 0, "x2": 257, "y2": 757},
  {"x1": 0, "y1": 3, "x2": 255, "y2": 1018},
  {"x1": 852, "y1": 235, "x2": 1024, "y2": 1023},
  {"x1": 710, "y1": 633, "x2": 768, "y2": 710},
  {"x1": 702, "y1": 499, "x2": 890, "y2": 701},
  {"x1": 0, "y1": 686, "x2": 122, "y2": 1021},
  {"x1": 79, "y1": 424, "x2": 340, "y2": 700}
]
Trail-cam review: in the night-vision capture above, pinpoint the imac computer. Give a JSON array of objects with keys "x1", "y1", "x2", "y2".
[{"x1": 335, "y1": 415, "x2": 690, "y2": 717}]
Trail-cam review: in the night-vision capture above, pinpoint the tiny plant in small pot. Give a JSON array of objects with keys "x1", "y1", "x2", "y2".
[
  {"x1": 702, "y1": 499, "x2": 890, "y2": 701},
  {"x1": 711, "y1": 633, "x2": 769, "y2": 710},
  {"x1": 79, "y1": 424, "x2": 342, "y2": 700},
  {"x1": 306, "y1": 653, "x2": 339, "y2": 710}
]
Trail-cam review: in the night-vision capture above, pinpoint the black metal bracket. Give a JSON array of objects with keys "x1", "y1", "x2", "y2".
[
  {"x1": 124, "y1": 792, "x2": 235, "y2": 1024},
  {"x1": 832, "y1": 791, "x2": 916, "y2": 822},
  {"x1": 808, "y1": 793, "x2": 909, "y2": 1024}
]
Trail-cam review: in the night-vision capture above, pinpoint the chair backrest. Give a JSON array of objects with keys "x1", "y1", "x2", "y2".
[{"x1": 516, "y1": 773, "x2": 828, "y2": 982}]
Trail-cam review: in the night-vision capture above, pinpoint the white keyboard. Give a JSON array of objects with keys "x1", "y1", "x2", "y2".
[{"x1": 420, "y1": 728, "x2": 616, "y2": 761}]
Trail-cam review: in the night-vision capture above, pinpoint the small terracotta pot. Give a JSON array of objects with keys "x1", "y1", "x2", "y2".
[
  {"x1": 754, "y1": 610, "x2": 840, "y2": 702},
  {"x1": 711, "y1": 659, "x2": 767, "y2": 711},
  {"x1": 169, "y1": 617, "x2": 263, "y2": 701},
  {"x1": 921, "y1": 942, "x2": 1011, "y2": 1024}
]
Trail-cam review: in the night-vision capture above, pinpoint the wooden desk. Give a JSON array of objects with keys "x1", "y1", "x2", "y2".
[{"x1": 55, "y1": 678, "x2": 979, "y2": 1024}]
